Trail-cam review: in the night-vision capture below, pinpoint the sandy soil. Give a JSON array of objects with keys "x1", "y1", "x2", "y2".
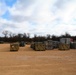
[{"x1": 0, "y1": 44, "x2": 76, "y2": 75}]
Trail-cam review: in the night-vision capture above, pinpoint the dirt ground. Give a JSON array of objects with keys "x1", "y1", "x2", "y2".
[{"x1": 0, "y1": 44, "x2": 76, "y2": 75}]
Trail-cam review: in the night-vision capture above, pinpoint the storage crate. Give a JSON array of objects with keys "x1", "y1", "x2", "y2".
[
  {"x1": 44, "y1": 40, "x2": 54, "y2": 50},
  {"x1": 59, "y1": 43, "x2": 70, "y2": 50},
  {"x1": 34, "y1": 42, "x2": 45, "y2": 51},
  {"x1": 10, "y1": 43, "x2": 19, "y2": 51}
]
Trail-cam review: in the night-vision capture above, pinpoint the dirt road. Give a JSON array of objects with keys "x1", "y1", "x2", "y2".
[{"x1": 0, "y1": 44, "x2": 76, "y2": 75}]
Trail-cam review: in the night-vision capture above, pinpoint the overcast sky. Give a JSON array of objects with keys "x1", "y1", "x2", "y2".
[{"x1": 0, "y1": 0, "x2": 76, "y2": 37}]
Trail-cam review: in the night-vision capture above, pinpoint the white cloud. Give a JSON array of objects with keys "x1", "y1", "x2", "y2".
[
  {"x1": 0, "y1": 18, "x2": 31, "y2": 34},
  {"x1": 0, "y1": 0, "x2": 76, "y2": 36}
]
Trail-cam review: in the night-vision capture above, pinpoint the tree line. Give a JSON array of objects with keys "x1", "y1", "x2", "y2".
[{"x1": 0, "y1": 30, "x2": 76, "y2": 43}]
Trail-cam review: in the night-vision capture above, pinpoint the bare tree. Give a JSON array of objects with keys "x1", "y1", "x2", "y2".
[
  {"x1": 2, "y1": 30, "x2": 9, "y2": 38},
  {"x1": 27, "y1": 33, "x2": 30, "y2": 38},
  {"x1": 9, "y1": 31, "x2": 13, "y2": 38}
]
